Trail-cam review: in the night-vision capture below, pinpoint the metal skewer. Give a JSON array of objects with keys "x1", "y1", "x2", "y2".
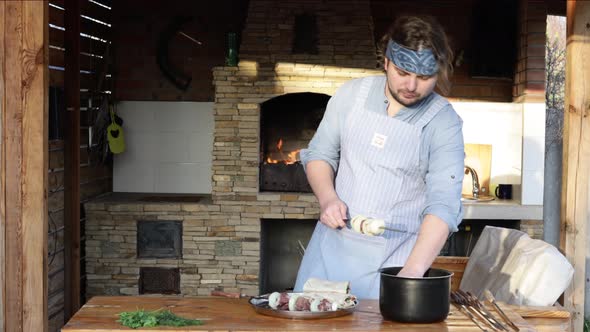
[
  {"x1": 461, "y1": 290, "x2": 508, "y2": 331},
  {"x1": 379, "y1": 226, "x2": 419, "y2": 235},
  {"x1": 452, "y1": 291, "x2": 504, "y2": 331},
  {"x1": 483, "y1": 290, "x2": 520, "y2": 331},
  {"x1": 451, "y1": 293, "x2": 489, "y2": 331}
]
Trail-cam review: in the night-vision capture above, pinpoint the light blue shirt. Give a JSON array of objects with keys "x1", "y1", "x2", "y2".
[{"x1": 300, "y1": 76, "x2": 465, "y2": 232}]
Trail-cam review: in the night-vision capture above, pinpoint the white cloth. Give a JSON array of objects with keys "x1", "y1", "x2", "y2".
[
  {"x1": 302, "y1": 278, "x2": 350, "y2": 294},
  {"x1": 460, "y1": 226, "x2": 573, "y2": 306}
]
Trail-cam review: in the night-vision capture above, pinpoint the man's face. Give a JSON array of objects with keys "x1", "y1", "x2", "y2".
[{"x1": 384, "y1": 58, "x2": 438, "y2": 107}]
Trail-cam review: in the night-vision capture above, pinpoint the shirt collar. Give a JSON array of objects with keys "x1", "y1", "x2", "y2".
[{"x1": 366, "y1": 76, "x2": 435, "y2": 116}]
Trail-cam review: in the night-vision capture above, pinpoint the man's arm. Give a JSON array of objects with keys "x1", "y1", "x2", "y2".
[
  {"x1": 397, "y1": 214, "x2": 449, "y2": 277},
  {"x1": 300, "y1": 80, "x2": 362, "y2": 229},
  {"x1": 306, "y1": 160, "x2": 347, "y2": 229},
  {"x1": 398, "y1": 106, "x2": 465, "y2": 277}
]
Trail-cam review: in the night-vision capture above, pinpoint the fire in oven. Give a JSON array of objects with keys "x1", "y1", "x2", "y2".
[{"x1": 259, "y1": 92, "x2": 330, "y2": 192}]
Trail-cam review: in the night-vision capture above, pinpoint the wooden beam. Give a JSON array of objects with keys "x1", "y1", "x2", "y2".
[
  {"x1": 0, "y1": 2, "x2": 5, "y2": 329},
  {"x1": 1, "y1": 1, "x2": 48, "y2": 331},
  {"x1": 64, "y1": 0, "x2": 82, "y2": 321},
  {"x1": 561, "y1": 1, "x2": 590, "y2": 331}
]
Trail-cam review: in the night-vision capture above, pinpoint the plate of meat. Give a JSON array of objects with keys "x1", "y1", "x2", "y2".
[{"x1": 249, "y1": 278, "x2": 358, "y2": 319}]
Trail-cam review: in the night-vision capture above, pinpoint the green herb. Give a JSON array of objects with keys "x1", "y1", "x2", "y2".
[{"x1": 117, "y1": 309, "x2": 203, "y2": 329}]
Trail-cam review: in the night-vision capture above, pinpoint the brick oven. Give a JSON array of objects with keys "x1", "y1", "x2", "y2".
[{"x1": 85, "y1": 0, "x2": 382, "y2": 298}]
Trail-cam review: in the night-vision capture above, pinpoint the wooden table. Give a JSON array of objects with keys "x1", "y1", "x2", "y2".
[{"x1": 62, "y1": 296, "x2": 570, "y2": 332}]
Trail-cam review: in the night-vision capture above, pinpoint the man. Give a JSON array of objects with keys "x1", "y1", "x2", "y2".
[{"x1": 294, "y1": 16, "x2": 465, "y2": 299}]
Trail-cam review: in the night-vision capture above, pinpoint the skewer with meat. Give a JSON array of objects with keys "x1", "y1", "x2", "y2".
[
  {"x1": 268, "y1": 292, "x2": 291, "y2": 310},
  {"x1": 288, "y1": 294, "x2": 313, "y2": 311},
  {"x1": 310, "y1": 298, "x2": 338, "y2": 312},
  {"x1": 350, "y1": 215, "x2": 385, "y2": 236}
]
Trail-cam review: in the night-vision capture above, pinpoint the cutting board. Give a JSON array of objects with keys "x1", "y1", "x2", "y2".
[{"x1": 462, "y1": 144, "x2": 492, "y2": 197}]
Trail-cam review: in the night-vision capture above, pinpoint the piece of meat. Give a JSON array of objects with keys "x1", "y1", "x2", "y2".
[
  {"x1": 317, "y1": 299, "x2": 333, "y2": 311},
  {"x1": 295, "y1": 296, "x2": 311, "y2": 311},
  {"x1": 278, "y1": 292, "x2": 290, "y2": 310}
]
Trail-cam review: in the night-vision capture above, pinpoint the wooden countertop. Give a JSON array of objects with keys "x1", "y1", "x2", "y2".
[{"x1": 62, "y1": 296, "x2": 570, "y2": 331}]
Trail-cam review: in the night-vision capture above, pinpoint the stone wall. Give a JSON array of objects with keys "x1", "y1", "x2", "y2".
[
  {"x1": 519, "y1": 219, "x2": 544, "y2": 239},
  {"x1": 85, "y1": 63, "x2": 382, "y2": 299}
]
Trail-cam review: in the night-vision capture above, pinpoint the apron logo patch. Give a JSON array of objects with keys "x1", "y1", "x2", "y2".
[{"x1": 371, "y1": 133, "x2": 387, "y2": 149}]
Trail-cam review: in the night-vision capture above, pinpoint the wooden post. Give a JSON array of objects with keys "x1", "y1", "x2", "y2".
[
  {"x1": 561, "y1": 1, "x2": 590, "y2": 331},
  {"x1": 1, "y1": 1, "x2": 48, "y2": 332},
  {"x1": 64, "y1": 0, "x2": 82, "y2": 320}
]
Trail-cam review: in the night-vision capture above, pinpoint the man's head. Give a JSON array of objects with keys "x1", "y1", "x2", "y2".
[{"x1": 379, "y1": 16, "x2": 453, "y2": 105}]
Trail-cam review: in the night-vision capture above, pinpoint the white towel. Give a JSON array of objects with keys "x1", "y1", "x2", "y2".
[
  {"x1": 460, "y1": 226, "x2": 573, "y2": 306},
  {"x1": 302, "y1": 277, "x2": 350, "y2": 294}
]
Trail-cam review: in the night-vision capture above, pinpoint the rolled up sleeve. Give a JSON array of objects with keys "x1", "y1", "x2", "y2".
[
  {"x1": 300, "y1": 80, "x2": 358, "y2": 172},
  {"x1": 421, "y1": 108, "x2": 465, "y2": 232}
]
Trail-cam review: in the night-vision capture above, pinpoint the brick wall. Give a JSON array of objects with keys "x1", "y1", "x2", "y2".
[
  {"x1": 514, "y1": 0, "x2": 547, "y2": 102},
  {"x1": 112, "y1": 0, "x2": 249, "y2": 101},
  {"x1": 520, "y1": 219, "x2": 544, "y2": 239},
  {"x1": 113, "y1": 0, "x2": 535, "y2": 103},
  {"x1": 240, "y1": 0, "x2": 376, "y2": 69}
]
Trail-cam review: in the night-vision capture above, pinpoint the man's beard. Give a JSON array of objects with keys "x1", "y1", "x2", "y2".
[{"x1": 388, "y1": 86, "x2": 424, "y2": 107}]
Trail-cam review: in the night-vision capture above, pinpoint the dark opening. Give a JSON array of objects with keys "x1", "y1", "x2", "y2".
[
  {"x1": 469, "y1": 0, "x2": 518, "y2": 79},
  {"x1": 259, "y1": 219, "x2": 317, "y2": 294},
  {"x1": 440, "y1": 220, "x2": 520, "y2": 256},
  {"x1": 137, "y1": 220, "x2": 182, "y2": 259},
  {"x1": 293, "y1": 13, "x2": 318, "y2": 54},
  {"x1": 259, "y1": 92, "x2": 330, "y2": 192},
  {"x1": 49, "y1": 86, "x2": 64, "y2": 140},
  {"x1": 139, "y1": 267, "x2": 180, "y2": 294}
]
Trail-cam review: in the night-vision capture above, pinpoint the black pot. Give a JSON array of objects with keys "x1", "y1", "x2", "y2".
[{"x1": 379, "y1": 266, "x2": 453, "y2": 323}]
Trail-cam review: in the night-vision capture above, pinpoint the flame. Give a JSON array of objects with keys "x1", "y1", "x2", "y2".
[{"x1": 265, "y1": 138, "x2": 301, "y2": 165}]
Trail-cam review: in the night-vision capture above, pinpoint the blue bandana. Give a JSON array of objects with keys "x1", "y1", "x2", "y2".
[{"x1": 385, "y1": 40, "x2": 438, "y2": 76}]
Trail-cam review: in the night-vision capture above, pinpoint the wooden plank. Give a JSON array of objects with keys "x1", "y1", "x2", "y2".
[
  {"x1": 501, "y1": 303, "x2": 571, "y2": 319},
  {"x1": 82, "y1": 0, "x2": 111, "y2": 26},
  {"x1": 49, "y1": 67, "x2": 111, "y2": 90},
  {"x1": 50, "y1": 2, "x2": 111, "y2": 41},
  {"x1": 4, "y1": 3, "x2": 25, "y2": 330},
  {"x1": 0, "y1": 2, "x2": 5, "y2": 329},
  {"x1": 49, "y1": 25, "x2": 107, "y2": 58},
  {"x1": 64, "y1": 0, "x2": 81, "y2": 321},
  {"x1": 61, "y1": 296, "x2": 567, "y2": 332},
  {"x1": 49, "y1": 4, "x2": 63, "y2": 26},
  {"x1": 51, "y1": 0, "x2": 111, "y2": 26},
  {"x1": 21, "y1": 2, "x2": 49, "y2": 331},
  {"x1": 49, "y1": 44, "x2": 100, "y2": 71},
  {"x1": 431, "y1": 256, "x2": 468, "y2": 292},
  {"x1": 2, "y1": 1, "x2": 48, "y2": 331},
  {"x1": 561, "y1": 1, "x2": 590, "y2": 331}
]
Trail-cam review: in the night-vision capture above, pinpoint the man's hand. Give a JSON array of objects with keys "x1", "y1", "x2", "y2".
[
  {"x1": 397, "y1": 214, "x2": 450, "y2": 278},
  {"x1": 396, "y1": 266, "x2": 426, "y2": 278},
  {"x1": 319, "y1": 197, "x2": 348, "y2": 229}
]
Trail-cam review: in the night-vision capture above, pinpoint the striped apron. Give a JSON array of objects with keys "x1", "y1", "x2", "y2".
[{"x1": 294, "y1": 76, "x2": 450, "y2": 299}]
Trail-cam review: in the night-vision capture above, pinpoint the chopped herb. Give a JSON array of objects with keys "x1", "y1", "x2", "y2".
[{"x1": 117, "y1": 309, "x2": 203, "y2": 329}]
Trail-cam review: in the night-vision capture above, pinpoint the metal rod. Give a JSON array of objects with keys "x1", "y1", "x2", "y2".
[
  {"x1": 452, "y1": 302, "x2": 489, "y2": 331},
  {"x1": 463, "y1": 291, "x2": 508, "y2": 331},
  {"x1": 484, "y1": 290, "x2": 520, "y2": 331},
  {"x1": 178, "y1": 31, "x2": 203, "y2": 45},
  {"x1": 379, "y1": 226, "x2": 419, "y2": 235},
  {"x1": 453, "y1": 291, "x2": 506, "y2": 331}
]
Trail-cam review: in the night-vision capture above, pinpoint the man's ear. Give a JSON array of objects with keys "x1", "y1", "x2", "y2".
[{"x1": 383, "y1": 58, "x2": 390, "y2": 71}]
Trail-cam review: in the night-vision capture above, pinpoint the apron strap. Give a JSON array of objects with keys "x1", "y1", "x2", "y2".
[
  {"x1": 351, "y1": 77, "x2": 374, "y2": 111},
  {"x1": 413, "y1": 93, "x2": 450, "y2": 130}
]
